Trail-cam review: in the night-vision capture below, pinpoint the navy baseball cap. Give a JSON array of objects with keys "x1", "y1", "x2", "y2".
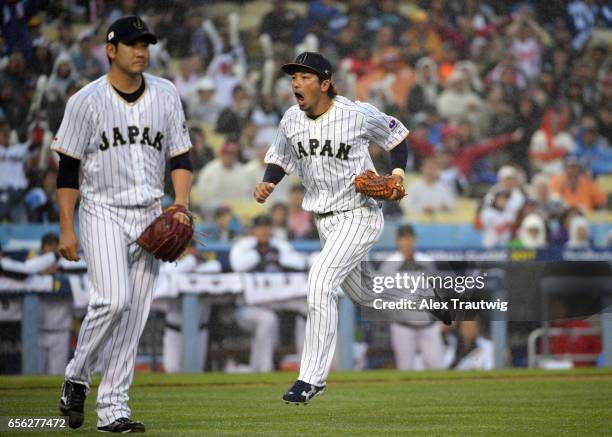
[
  {"x1": 252, "y1": 214, "x2": 273, "y2": 228},
  {"x1": 397, "y1": 224, "x2": 415, "y2": 237},
  {"x1": 282, "y1": 52, "x2": 333, "y2": 79},
  {"x1": 106, "y1": 15, "x2": 157, "y2": 45}
]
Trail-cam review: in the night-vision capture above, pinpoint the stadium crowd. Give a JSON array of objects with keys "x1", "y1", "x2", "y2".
[
  {"x1": 1, "y1": 0, "x2": 610, "y2": 374},
  {"x1": 1, "y1": 0, "x2": 611, "y2": 249}
]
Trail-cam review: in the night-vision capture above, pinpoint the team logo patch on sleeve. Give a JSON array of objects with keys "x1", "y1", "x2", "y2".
[{"x1": 389, "y1": 119, "x2": 397, "y2": 129}]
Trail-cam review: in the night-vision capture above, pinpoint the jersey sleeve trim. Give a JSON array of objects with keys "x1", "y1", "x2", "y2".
[
  {"x1": 50, "y1": 147, "x2": 82, "y2": 161},
  {"x1": 169, "y1": 145, "x2": 192, "y2": 158},
  {"x1": 264, "y1": 156, "x2": 294, "y2": 175},
  {"x1": 385, "y1": 129, "x2": 410, "y2": 151}
]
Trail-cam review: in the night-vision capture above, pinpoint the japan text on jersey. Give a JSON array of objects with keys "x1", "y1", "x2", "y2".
[
  {"x1": 50, "y1": 73, "x2": 191, "y2": 207},
  {"x1": 265, "y1": 96, "x2": 409, "y2": 214},
  {"x1": 98, "y1": 126, "x2": 164, "y2": 152}
]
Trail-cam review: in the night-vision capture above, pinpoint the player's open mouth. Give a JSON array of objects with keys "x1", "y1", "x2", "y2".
[{"x1": 295, "y1": 92, "x2": 304, "y2": 104}]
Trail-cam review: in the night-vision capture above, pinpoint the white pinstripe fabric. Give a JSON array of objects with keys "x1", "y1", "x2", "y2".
[
  {"x1": 298, "y1": 206, "x2": 383, "y2": 386},
  {"x1": 263, "y1": 93, "x2": 408, "y2": 387},
  {"x1": 50, "y1": 73, "x2": 191, "y2": 207},
  {"x1": 265, "y1": 96, "x2": 408, "y2": 214},
  {"x1": 53, "y1": 70, "x2": 190, "y2": 426},
  {"x1": 64, "y1": 200, "x2": 160, "y2": 427}
]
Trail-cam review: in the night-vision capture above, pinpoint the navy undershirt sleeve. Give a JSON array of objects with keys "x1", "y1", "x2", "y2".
[
  {"x1": 263, "y1": 164, "x2": 285, "y2": 184},
  {"x1": 56, "y1": 153, "x2": 80, "y2": 189},
  {"x1": 170, "y1": 152, "x2": 193, "y2": 172},
  {"x1": 390, "y1": 140, "x2": 408, "y2": 170}
]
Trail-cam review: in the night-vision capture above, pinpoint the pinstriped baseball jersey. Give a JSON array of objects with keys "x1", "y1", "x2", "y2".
[
  {"x1": 265, "y1": 95, "x2": 409, "y2": 214},
  {"x1": 51, "y1": 73, "x2": 191, "y2": 207},
  {"x1": 56, "y1": 70, "x2": 190, "y2": 427}
]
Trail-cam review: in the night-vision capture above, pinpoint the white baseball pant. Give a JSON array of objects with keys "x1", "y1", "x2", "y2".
[
  {"x1": 390, "y1": 322, "x2": 445, "y2": 370},
  {"x1": 64, "y1": 201, "x2": 160, "y2": 427},
  {"x1": 299, "y1": 206, "x2": 383, "y2": 386}
]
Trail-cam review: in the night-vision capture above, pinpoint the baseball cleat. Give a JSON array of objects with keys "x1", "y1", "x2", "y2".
[
  {"x1": 59, "y1": 380, "x2": 88, "y2": 429},
  {"x1": 282, "y1": 380, "x2": 325, "y2": 405},
  {"x1": 97, "y1": 417, "x2": 146, "y2": 433}
]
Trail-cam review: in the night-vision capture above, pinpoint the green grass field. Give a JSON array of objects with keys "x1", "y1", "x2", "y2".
[{"x1": 1, "y1": 369, "x2": 611, "y2": 436}]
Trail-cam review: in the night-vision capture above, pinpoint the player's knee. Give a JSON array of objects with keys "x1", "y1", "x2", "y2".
[
  {"x1": 305, "y1": 294, "x2": 336, "y2": 316},
  {"x1": 307, "y1": 270, "x2": 336, "y2": 298},
  {"x1": 107, "y1": 297, "x2": 130, "y2": 318}
]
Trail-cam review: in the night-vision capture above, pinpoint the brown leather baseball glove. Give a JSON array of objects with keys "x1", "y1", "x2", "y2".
[
  {"x1": 354, "y1": 170, "x2": 405, "y2": 200},
  {"x1": 136, "y1": 204, "x2": 195, "y2": 262}
]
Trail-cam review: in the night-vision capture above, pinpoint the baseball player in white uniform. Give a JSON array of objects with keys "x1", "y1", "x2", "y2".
[
  {"x1": 35, "y1": 233, "x2": 72, "y2": 376},
  {"x1": 52, "y1": 16, "x2": 193, "y2": 432},
  {"x1": 379, "y1": 225, "x2": 445, "y2": 370},
  {"x1": 229, "y1": 214, "x2": 307, "y2": 372},
  {"x1": 254, "y1": 52, "x2": 410, "y2": 404}
]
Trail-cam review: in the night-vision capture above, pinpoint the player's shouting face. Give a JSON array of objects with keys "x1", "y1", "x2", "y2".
[
  {"x1": 107, "y1": 39, "x2": 150, "y2": 76},
  {"x1": 291, "y1": 71, "x2": 332, "y2": 117}
]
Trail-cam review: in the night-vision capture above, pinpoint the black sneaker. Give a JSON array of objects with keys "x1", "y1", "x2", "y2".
[
  {"x1": 282, "y1": 380, "x2": 325, "y2": 405},
  {"x1": 97, "y1": 417, "x2": 146, "y2": 433},
  {"x1": 59, "y1": 380, "x2": 88, "y2": 429}
]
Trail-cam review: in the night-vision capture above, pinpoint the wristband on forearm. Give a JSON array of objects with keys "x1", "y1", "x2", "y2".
[
  {"x1": 389, "y1": 140, "x2": 408, "y2": 171},
  {"x1": 263, "y1": 164, "x2": 285, "y2": 184}
]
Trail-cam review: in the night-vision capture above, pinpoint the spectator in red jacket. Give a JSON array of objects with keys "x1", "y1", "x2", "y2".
[{"x1": 409, "y1": 123, "x2": 523, "y2": 178}]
